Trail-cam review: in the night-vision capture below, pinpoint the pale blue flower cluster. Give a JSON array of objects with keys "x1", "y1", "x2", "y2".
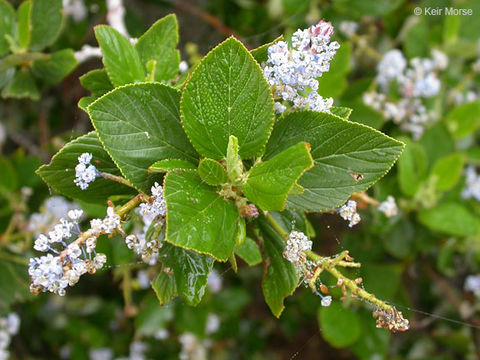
[
  {"x1": 364, "y1": 49, "x2": 448, "y2": 139},
  {"x1": 74, "y1": 152, "x2": 99, "y2": 190},
  {"x1": 28, "y1": 207, "x2": 118, "y2": 296},
  {"x1": 262, "y1": 20, "x2": 340, "y2": 113}
]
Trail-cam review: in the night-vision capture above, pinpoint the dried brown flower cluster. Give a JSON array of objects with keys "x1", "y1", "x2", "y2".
[{"x1": 373, "y1": 306, "x2": 410, "y2": 332}]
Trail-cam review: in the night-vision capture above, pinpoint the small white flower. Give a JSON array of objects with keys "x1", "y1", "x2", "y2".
[
  {"x1": 5, "y1": 313, "x2": 20, "y2": 335},
  {"x1": 338, "y1": 200, "x2": 361, "y2": 227},
  {"x1": 93, "y1": 253, "x2": 107, "y2": 269},
  {"x1": 66, "y1": 244, "x2": 82, "y2": 259},
  {"x1": 283, "y1": 230, "x2": 312, "y2": 264},
  {"x1": 462, "y1": 166, "x2": 480, "y2": 202},
  {"x1": 74, "y1": 152, "x2": 98, "y2": 190},
  {"x1": 321, "y1": 295, "x2": 332, "y2": 307},
  {"x1": 207, "y1": 270, "x2": 222, "y2": 293},
  {"x1": 179, "y1": 60, "x2": 189, "y2": 74},
  {"x1": 206, "y1": 314, "x2": 220, "y2": 334},
  {"x1": 154, "y1": 329, "x2": 169, "y2": 340},
  {"x1": 34, "y1": 234, "x2": 50, "y2": 252},
  {"x1": 378, "y1": 196, "x2": 398, "y2": 218},
  {"x1": 68, "y1": 209, "x2": 83, "y2": 221}
]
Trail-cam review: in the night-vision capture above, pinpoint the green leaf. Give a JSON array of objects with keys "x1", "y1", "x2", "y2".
[
  {"x1": 226, "y1": 135, "x2": 244, "y2": 185},
  {"x1": 88, "y1": 83, "x2": 198, "y2": 191},
  {"x1": 135, "y1": 14, "x2": 180, "y2": 82},
  {"x1": 330, "y1": 106, "x2": 352, "y2": 120},
  {"x1": 397, "y1": 138, "x2": 428, "y2": 197},
  {"x1": 0, "y1": 52, "x2": 48, "y2": 72},
  {"x1": 403, "y1": 19, "x2": 429, "y2": 58},
  {"x1": 29, "y1": 0, "x2": 63, "y2": 51},
  {"x1": 148, "y1": 159, "x2": 196, "y2": 174},
  {"x1": 151, "y1": 271, "x2": 177, "y2": 306},
  {"x1": 78, "y1": 96, "x2": 95, "y2": 112},
  {"x1": 258, "y1": 217, "x2": 299, "y2": 317},
  {"x1": 265, "y1": 111, "x2": 404, "y2": 211},
  {"x1": 0, "y1": 261, "x2": 32, "y2": 312},
  {"x1": 159, "y1": 243, "x2": 214, "y2": 305},
  {"x1": 243, "y1": 142, "x2": 314, "y2": 211},
  {"x1": 235, "y1": 216, "x2": 246, "y2": 247},
  {"x1": 235, "y1": 237, "x2": 261, "y2": 266},
  {"x1": 31, "y1": 49, "x2": 77, "y2": 84},
  {"x1": 164, "y1": 170, "x2": 239, "y2": 261},
  {"x1": 250, "y1": 35, "x2": 284, "y2": 64},
  {"x1": 418, "y1": 202, "x2": 479, "y2": 237},
  {"x1": 135, "y1": 295, "x2": 174, "y2": 336},
  {"x1": 198, "y1": 158, "x2": 227, "y2": 185},
  {"x1": 0, "y1": 0, "x2": 16, "y2": 56},
  {"x1": 79, "y1": 69, "x2": 113, "y2": 97},
  {"x1": 1, "y1": 68, "x2": 39, "y2": 100},
  {"x1": 181, "y1": 37, "x2": 275, "y2": 160},
  {"x1": 445, "y1": 101, "x2": 480, "y2": 138},
  {"x1": 318, "y1": 302, "x2": 362, "y2": 348},
  {"x1": 419, "y1": 123, "x2": 454, "y2": 170},
  {"x1": 0, "y1": 157, "x2": 17, "y2": 191},
  {"x1": 36, "y1": 132, "x2": 135, "y2": 204},
  {"x1": 94, "y1": 25, "x2": 145, "y2": 87},
  {"x1": 17, "y1": 0, "x2": 31, "y2": 49},
  {"x1": 430, "y1": 153, "x2": 465, "y2": 191},
  {"x1": 350, "y1": 310, "x2": 391, "y2": 360}
]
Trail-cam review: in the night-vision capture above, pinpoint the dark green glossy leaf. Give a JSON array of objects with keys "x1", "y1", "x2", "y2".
[
  {"x1": 88, "y1": 83, "x2": 198, "y2": 191},
  {"x1": 258, "y1": 217, "x2": 299, "y2": 317},
  {"x1": 135, "y1": 14, "x2": 180, "y2": 82},
  {"x1": 243, "y1": 142, "x2": 313, "y2": 211},
  {"x1": 95, "y1": 25, "x2": 145, "y2": 87},
  {"x1": 31, "y1": 49, "x2": 78, "y2": 84},
  {"x1": 198, "y1": 158, "x2": 227, "y2": 185},
  {"x1": 148, "y1": 159, "x2": 196, "y2": 174},
  {"x1": 265, "y1": 111, "x2": 404, "y2": 211},
  {"x1": 29, "y1": 0, "x2": 63, "y2": 51},
  {"x1": 181, "y1": 37, "x2": 275, "y2": 160},
  {"x1": 164, "y1": 170, "x2": 239, "y2": 261}
]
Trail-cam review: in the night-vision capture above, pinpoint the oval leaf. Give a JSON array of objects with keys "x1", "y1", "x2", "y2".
[
  {"x1": 164, "y1": 170, "x2": 239, "y2": 261},
  {"x1": 94, "y1": 25, "x2": 146, "y2": 87},
  {"x1": 88, "y1": 83, "x2": 198, "y2": 191},
  {"x1": 181, "y1": 37, "x2": 274, "y2": 160},
  {"x1": 265, "y1": 111, "x2": 404, "y2": 211},
  {"x1": 243, "y1": 142, "x2": 314, "y2": 211},
  {"x1": 198, "y1": 158, "x2": 227, "y2": 185}
]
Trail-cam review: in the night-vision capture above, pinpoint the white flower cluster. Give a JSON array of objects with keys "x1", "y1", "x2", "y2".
[
  {"x1": 320, "y1": 294, "x2": 332, "y2": 307},
  {"x1": 338, "y1": 200, "x2": 361, "y2": 227},
  {"x1": 74, "y1": 153, "x2": 99, "y2": 190},
  {"x1": 207, "y1": 270, "x2": 223, "y2": 293},
  {"x1": 28, "y1": 196, "x2": 82, "y2": 236},
  {"x1": 126, "y1": 183, "x2": 166, "y2": 265},
  {"x1": 179, "y1": 333, "x2": 208, "y2": 360},
  {"x1": 462, "y1": 166, "x2": 480, "y2": 201},
  {"x1": 283, "y1": 230, "x2": 312, "y2": 264},
  {"x1": 378, "y1": 196, "x2": 398, "y2": 218},
  {"x1": 29, "y1": 207, "x2": 120, "y2": 296},
  {"x1": 262, "y1": 20, "x2": 340, "y2": 114},
  {"x1": 364, "y1": 49, "x2": 448, "y2": 139},
  {"x1": 0, "y1": 313, "x2": 20, "y2": 360},
  {"x1": 63, "y1": 0, "x2": 87, "y2": 22},
  {"x1": 465, "y1": 274, "x2": 480, "y2": 297},
  {"x1": 338, "y1": 21, "x2": 358, "y2": 38}
]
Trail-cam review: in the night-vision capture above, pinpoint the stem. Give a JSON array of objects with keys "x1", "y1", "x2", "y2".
[
  {"x1": 264, "y1": 212, "x2": 392, "y2": 312},
  {"x1": 99, "y1": 172, "x2": 134, "y2": 188},
  {"x1": 59, "y1": 194, "x2": 145, "y2": 259},
  {"x1": 352, "y1": 192, "x2": 380, "y2": 206}
]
